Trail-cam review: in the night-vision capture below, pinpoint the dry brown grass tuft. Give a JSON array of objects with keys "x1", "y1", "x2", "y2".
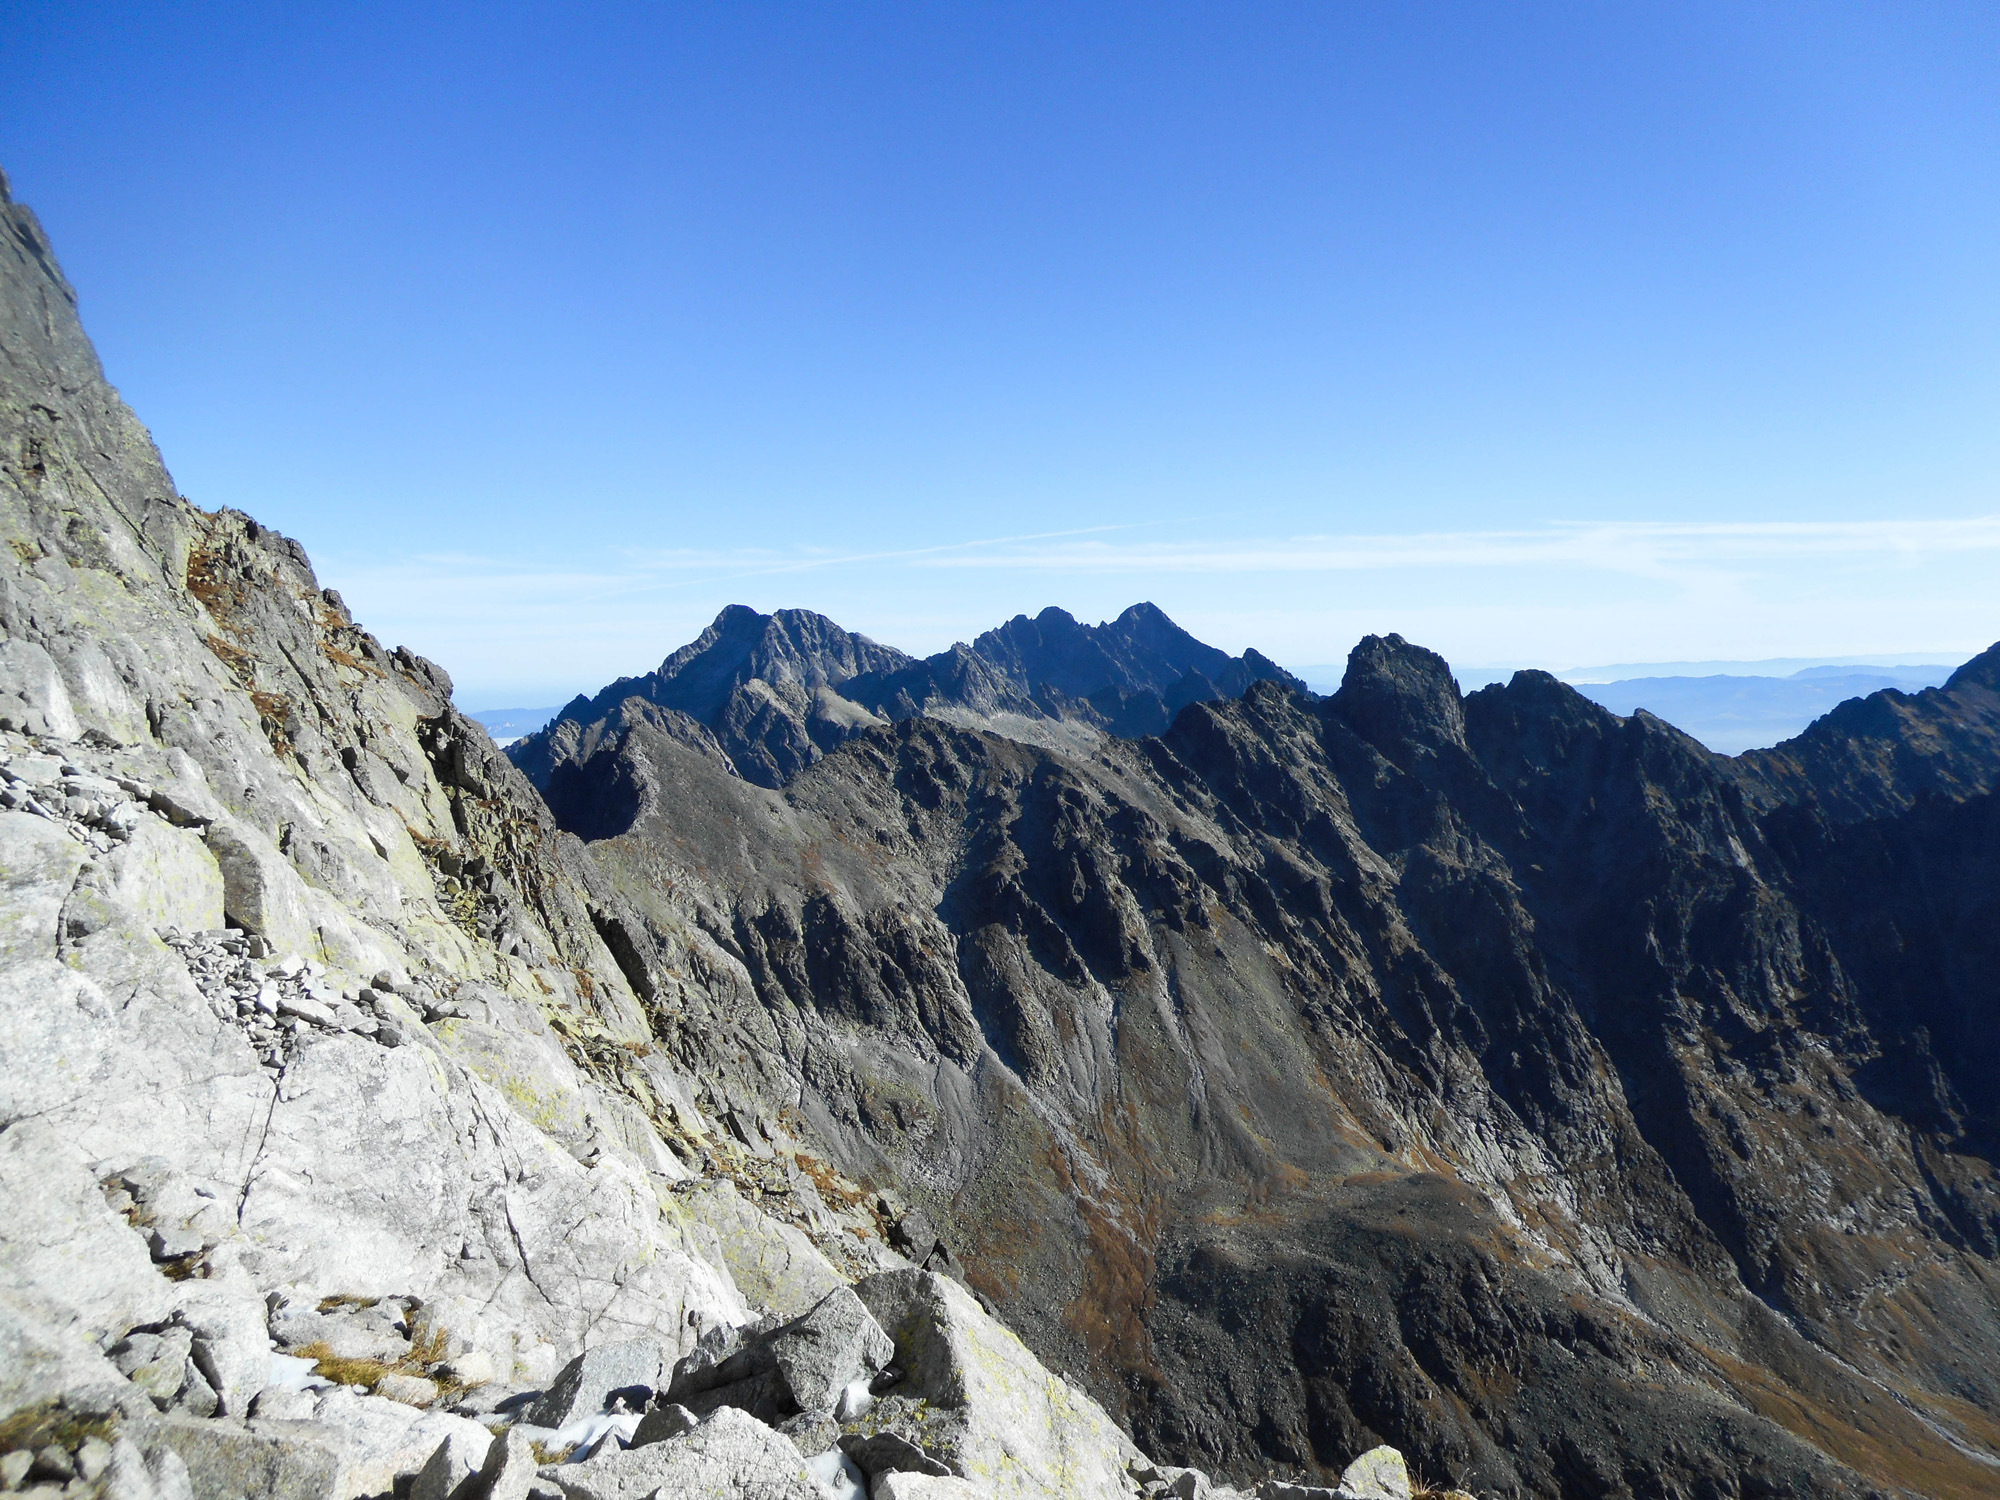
[
  {"x1": 295, "y1": 1341, "x2": 391, "y2": 1390},
  {"x1": 297, "y1": 1311, "x2": 457, "y2": 1395}
]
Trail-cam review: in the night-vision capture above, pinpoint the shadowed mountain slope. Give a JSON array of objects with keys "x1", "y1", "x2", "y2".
[{"x1": 530, "y1": 626, "x2": 2000, "y2": 1497}]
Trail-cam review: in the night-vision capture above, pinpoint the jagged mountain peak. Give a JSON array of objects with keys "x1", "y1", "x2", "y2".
[
  {"x1": 1946, "y1": 638, "x2": 2000, "y2": 693},
  {"x1": 513, "y1": 600, "x2": 1304, "y2": 792},
  {"x1": 1333, "y1": 631, "x2": 1468, "y2": 758},
  {"x1": 1735, "y1": 635, "x2": 2000, "y2": 823},
  {"x1": 650, "y1": 604, "x2": 911, "y2": 715}
]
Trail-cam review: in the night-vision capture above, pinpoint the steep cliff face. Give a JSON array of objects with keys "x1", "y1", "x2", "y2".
[
  {"x1": 0, "y1": 166, "x2": 783, "y2": 1410},
  {"x1": 512, "y1": 602, "x2": 1304, "y2": 794},
  {"x1": 544, "y1": 623, "x2": 2000, "y2": 1497}
]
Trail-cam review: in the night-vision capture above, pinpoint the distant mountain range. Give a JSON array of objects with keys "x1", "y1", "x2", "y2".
[
  {"x1": 482, "y1": 658, "x2": 1960, "y2": 758},
  {"x1": 505, "y1": 602, "x2": 1302, "y2": 803}
]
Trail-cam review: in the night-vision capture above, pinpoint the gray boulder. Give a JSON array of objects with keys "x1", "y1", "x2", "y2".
[
  {"x1": 527, "y1": 1340, "x2": 670, "y2": 1429},
  {"x1": 1337, "y1": 1447, "x2": 1411, "y2": 1500},
  {"x1": 768, "y1": 1286, "x2": 892, "y2": 1417},
  {"x1": 838, "y1": 1428, "x2": 954, "y2": 1479},
  {"x1": 106, "y1": 819, "x2": 225, "y2": 935},
  {"x1": 667, "y1": 1285, "x2": 892, "y2": 1424},
  {"x1": 477, "y1": 1428, "x2": 541, "y2": 1500},
  {"x1": 852, "y1": 1270, "x2": 1138, "y2": 1500},
  {"x1": 628, "y1": 1402, "x2": 697, "y2": 1448},
  {"x1": 411, "y1": 1422, "x2": 495, "y2": 1500},
  {"x1": 536, "y1": 1405, "x2": 818, "y2": 1500},
  {"x1": 103, "y1": 1434, "x2": 196, "y2": 1500},
  {"x1": 139, "y1": 1415, "x2": 345, "y2": 1500},
  {"x1": 203, "y1": 817, "x2": 317, "y2": 958},
  {"x1": 871, "y1": 1476, "x2": 981, "y2": 1500},
  {"x1": 109, "y1": 1328, "x2": 194, "y2": 1408}
]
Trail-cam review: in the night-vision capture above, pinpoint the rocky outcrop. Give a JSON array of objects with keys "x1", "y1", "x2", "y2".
[
  {"x1": 0, "y1": 169, "x2": 921, "y2": 1498},
  {"x1": 511, "y1": 602, "x2": 1303, "y2": 797}
]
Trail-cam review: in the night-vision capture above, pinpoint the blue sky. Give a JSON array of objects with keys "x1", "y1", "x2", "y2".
[{"x1": 6, "y1": 2, "x2": 1998, "y2": 705}]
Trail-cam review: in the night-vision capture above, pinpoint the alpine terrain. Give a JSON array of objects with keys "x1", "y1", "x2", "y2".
[{"x1": 4, "y1": 167, "x2": 2000, "y2": 1500}]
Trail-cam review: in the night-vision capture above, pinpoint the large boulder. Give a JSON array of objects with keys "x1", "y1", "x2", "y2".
[
  {"x1": 668, "y1": 1285, "x2": 892, "y2": 1424},
  {"x1": 409, "y1": 1420, "x2": 495, "y2": 1500},
  {"x1": 107, "y1": 819, "x2": 225, "y2": 935},
  {"x1": 527, "y1": 1340, "x2": 670, "y2": 1429},
  {"x1": 138, "y1": 1415, "x2": 345, "y2": 1500},
  {"x1": 853, "y1": 1270, "x2": 1138, "y2": 1500},
  {"x1": 537, "y1": 1404, "x2": 819, "y2": 1500},
  {"x1": 202, "y1": 817, "x2": 318, "y2": 958},
  {"x1": 873, "y1": 1476, "x2": 983, "y2": 1500},
  {"x1": 1337, "y1": 1447, "x2": 1411, "y2": 1500}
]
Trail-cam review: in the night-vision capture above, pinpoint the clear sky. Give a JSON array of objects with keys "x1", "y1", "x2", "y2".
[{"x1": 6, "y1": 2, "x2": 1998, "y2": 705}]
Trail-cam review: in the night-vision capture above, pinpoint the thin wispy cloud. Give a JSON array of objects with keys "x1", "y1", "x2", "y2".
[
  {"x1": 910, "y1": 518, "x2": 2000, "y2": 578},
  {"x1": 333, "y1": 516, "x2": 2000, "y2": 600}
]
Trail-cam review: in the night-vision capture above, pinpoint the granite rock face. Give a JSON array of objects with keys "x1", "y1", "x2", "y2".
[{"x1": 0, "y1": 169, "x2": 954, "y2": 1499}]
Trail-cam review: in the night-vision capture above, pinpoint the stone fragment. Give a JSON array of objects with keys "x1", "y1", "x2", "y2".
[
  {"x1": 254, "y1": 1387, "x2": 320, "y2": 1421},
  {"x1": 142, "y1": 764, "x2": 227, "y2": 828},
  {"x1": 73, "y1": 1437, "x2": 113, "y2": 1482},
  {"x1": 434, "y1": 1348, "x2": 498, "y2": 1387},
  {"x1": 477, "y1": 1427, "x2": 540, "y2": 1500},
  {"x1": 102, "y1": 1435, "x2": 195, "y2": 1500},
  {"x1": 410, "y1": 1422, "x2": 494, "y2": 1500},
  {"x1": 527, "y1": 1340, "x2": 669, "y2": 1429},
  {"x1": 628, "y1": 1402, "x2": 697, "y2": 1448},
  {"x1": 839, "y1": 1429, "x2": 954, "y2": 1479},
  {"x1": 0, "y1": 1451, "x2": 29, "y2": 1490},
  {"x1": 872, "y1": 1476, "x2": 982, "y2": 1500},
  {"x1": 276, "y1": 991, "x2": 336, "y2": 1026},
  {"x1": 669, "y1": 1285, "x2": 893, "y2": 1424},
  {"x1": 111, "y1": 1328, "x2": 193, "y2": 1406},
  {"x1": 1337, "y1": 1446, "x2": 1410, "y2": 1500},
  {"x1": 178, "y1": 1272, "x2": 276, "y2": 1417},
  {"x1": 176, "y1": 1361, "x2": 220, "y2": 1417},
  {"x1": 147, "y1": 1225, "x2": 204, "y2": 1261},
  {"x1": 376, "y1": 1372, "x2": 442, "y2": 1408},
  {"x1": 770, "y1": 1286, "x2": 894, "y2": 1417}
]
